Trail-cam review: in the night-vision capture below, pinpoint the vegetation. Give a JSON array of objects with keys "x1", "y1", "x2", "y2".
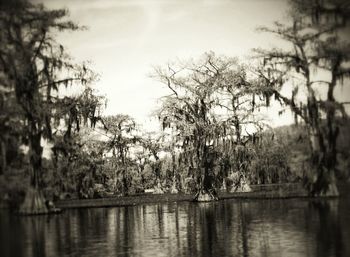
[
  {"x1": 0, "y1": 0, "x2": 349, "y2": 213},
  {"x1": 153, "y1": 53, "x2": 278, "y2": 200},
  {"x1": 103, "y1": 114, "x2": 137, "y2": 196},
  {"x1": 254, "y1": 0, "x2": 350, "y2": 196},
  {"x1": 0, "y1": 1, "x2": 104, "y2": 213}
]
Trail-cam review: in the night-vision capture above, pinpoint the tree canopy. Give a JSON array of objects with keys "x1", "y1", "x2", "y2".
[
  {"x1": 254, "y1": 0, "x2": 350, "y2": 195},
  {"x1": 0, "y1": 0, "x2": 104, "y2": 213}
]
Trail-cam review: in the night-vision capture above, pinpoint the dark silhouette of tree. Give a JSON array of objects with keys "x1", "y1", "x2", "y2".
[
  {"x1": 0, "y1": 0, "x2": 103, "y2": 213},
  {"x1": 0, "y1": 86, "x2": 24, "y2": 175},
  {"x1": 254, "y1": 0, "x2": 350, "y2": 195}
]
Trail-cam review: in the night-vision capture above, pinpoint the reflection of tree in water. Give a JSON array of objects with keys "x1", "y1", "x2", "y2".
[
  {"x1": 238, "y1": 201, "x2": 249, "y2": 257},
  {"x1": 195, "y1": 202, "x2": 235, "y2": 257},
  {"x1": 178, "y1": 200, "x2": 253, "y2": 257},
  {"x1": 122, "y1": 207, "x2": 130, "y2": 257},
  {"x1": 0, "y1": 212, "x2": 25, "y2": 257},
  {"x1": 78, "y1": 209, "x2": 110, "y2": 255},
  {"x1": 240, "y1": 198, "x2": 346, "y2": 257},
  {"x1": 309, "y1": 200, "x2": 344, "y2": 257},
  {"x1": 198, "y1": 203, "x2": 218, "y2": 256},
  {"x1": 22, "y1": 217, "x2": 46, "y2": 257},
  {"x1": 157, "y1": 204, "x2": 164, "y2": 238},
  {"x1": 186, "y1": 203, "x2": 198, "y2": 256},
  {"x1": 1, "y1": 196, "x2": 348, "y2": 257},
  {"x1": 174, "y1": 203, "x2": 181, "y2": 251},
  {"x1": 116, "y1": 206, "x2": 142, "y2": 257}
]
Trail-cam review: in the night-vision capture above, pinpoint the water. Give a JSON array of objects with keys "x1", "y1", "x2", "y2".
[{"x1": 1, "y1": 195, "x2": 349, "y2": 257}]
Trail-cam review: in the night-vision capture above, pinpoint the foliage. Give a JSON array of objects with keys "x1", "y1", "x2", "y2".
[
  {"x1": 102, "y1": 114, "x2": 138, "y2": 196},
  {"x1": 51, "y1": 133, "x2": 107, "y2": 199},
  {"x1": 254, "y1": 0, "x2": 350, "y2": 195},
  {"x1": 0, "y1": 0, "x2": 105, "y2": 211},
  {"x1": 139, "y1": 133, "x2": 165, "y2": 191},
  {"x1": 3, "y1": 0, "x2": 350, "y2": 206},
  {"x1": 248, "y1": 132, "x2": 292, "y2": 184},
  {"x1": 0, "y1": 86, "x2": 25, "y2": 175},
  {"x1": 154, "y1": 52, "x2": 267, "y2": 199}
]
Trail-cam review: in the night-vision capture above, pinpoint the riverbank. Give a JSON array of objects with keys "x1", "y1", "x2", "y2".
[{"x1": 55, "y1": 183, "x2": 309, "y2": 209}]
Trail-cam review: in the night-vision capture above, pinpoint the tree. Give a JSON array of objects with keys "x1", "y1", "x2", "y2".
[
  {"x1": 0, "y1": 86, "x2": 24, "y2": 175},
  {"x1": 254, "y1": 0, "x2": 350, "y2": 196},
  {"x1": 51, "y1": 128, "x2": 106, "y2": 200},
  {"x1": 139, "y1": 133, "x2": 166, "y2": 193},
  {"x1": 161, "y1": 130, "x2": 182, "y2": 193},
  {"x1": 155, "y1": 52, "x2": 261, "y2": 200},
  {"x1": 0, "y1": 1, "x2": 103, "y2": 213},
  {"x1": 103, "y1": 114, "x2": 137, "y2": 196},
  {"x1": 248, "y1": 131, "x2": 292, "y2": 184},
  {"x1": 134, "y1": 149, "x2": 149, "y2": 190},
  {"x1": 215, "y1": 61, "x2": 266, "y2": 192}
]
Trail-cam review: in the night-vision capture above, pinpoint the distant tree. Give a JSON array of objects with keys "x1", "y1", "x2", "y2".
[
  {"x1": 254, "y1": 0, "x2": 350, "y2": 195},
  {"x1": 51, "y1": 130, "x2": 106, "y2": 200},
  {"x1": 103, "y1": 114, "x2": 137, "y2": 196},
  {"x1": 0, "y1": 1, "x2": 103, "y2": 213},
  {"x1": 248, "y1": 131, "x2": 292, "y2": 184},
  {"x1": 161, "y1": 130, "x2": 182, "y2": 193},
  {"x1": 139, "y1": 133, "x2": 165, "y2": 193},
  {"x1": 134, "y1": 149, "x2": 149, "y2": 190},
  {"x1": 216, "y1": 61, "x2": 266, "y2": 192}
]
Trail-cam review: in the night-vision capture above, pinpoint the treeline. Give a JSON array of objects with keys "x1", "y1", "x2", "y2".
[{"x1": 0, "y1": 0, "x2": 349, "y2": 212}]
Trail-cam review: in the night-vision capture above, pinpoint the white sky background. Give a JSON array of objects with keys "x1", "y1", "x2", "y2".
[{"x1": 34, "y1": 0, "x2": 350, "y2": 132}]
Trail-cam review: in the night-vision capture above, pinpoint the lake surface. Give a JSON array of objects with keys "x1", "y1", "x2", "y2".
[{"x1": 1, "y1": 193, "x2": 349, "y2": 257}]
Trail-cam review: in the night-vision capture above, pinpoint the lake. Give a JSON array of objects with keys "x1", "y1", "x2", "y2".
[{"x1": 1, "y1": 193, "x2": 349, "y2": 257}]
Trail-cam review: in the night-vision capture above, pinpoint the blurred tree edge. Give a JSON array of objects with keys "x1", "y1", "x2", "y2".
[
  {"x1": 255, "y1": 0, "x2": 350, "y2": 196},
  {"x1": 0, "y1": 0, "x2": 103, "y2": 214}
]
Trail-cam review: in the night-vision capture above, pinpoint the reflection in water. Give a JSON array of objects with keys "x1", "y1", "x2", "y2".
[{"x1": 0, "y1": 194, "x2": 349, "y2": 257}]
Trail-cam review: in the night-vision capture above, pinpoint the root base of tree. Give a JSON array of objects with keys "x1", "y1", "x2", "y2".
[
  {"x1": 153, "y1": 182, "x2": 164, "y2": 194},
  {"x1": 19, "y1": 187, "x2": 61, "y2": 215},
  {"x1": 231, "y1": 181, "x2": 252, "y2": 193},
  {"x1": 314, "y1": 182, "x2": 339, "y2": 197},
  {"x1": 220, "y1": 181, "x2": 227, "y2": 192},
  {"x1": 194, "y1": 190, "x2": 218, "y2": 202},
  {"x1": 170, "y1": 184, "x2": 179, "y2": 194}
]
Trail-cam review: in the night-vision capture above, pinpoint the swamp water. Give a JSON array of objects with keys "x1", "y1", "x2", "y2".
[{"x1": 1, "y1": 192, "x2": 349, "y2": 257}]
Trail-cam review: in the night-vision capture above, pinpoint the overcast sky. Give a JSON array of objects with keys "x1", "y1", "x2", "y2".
[{"x1": 32, "y1": 0, "x2": 349, "y2": 131}]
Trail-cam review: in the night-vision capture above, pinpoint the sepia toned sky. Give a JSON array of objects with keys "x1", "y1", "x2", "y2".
[{"x1": 32, "y1": 0, "x2": 350, "y2": 131}]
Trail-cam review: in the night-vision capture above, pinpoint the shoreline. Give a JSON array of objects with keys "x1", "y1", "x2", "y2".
[
  {"x1": 2, "y1": 182, "x2": 347, "y2": 212},
  {"x1": 55, "y1": 183, "x2": 309, "y2": 209}
]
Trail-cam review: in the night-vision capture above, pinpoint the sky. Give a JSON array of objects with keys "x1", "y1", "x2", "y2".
[{"x1": 33, "y1": 0, "x2": 350, "y2": 131}]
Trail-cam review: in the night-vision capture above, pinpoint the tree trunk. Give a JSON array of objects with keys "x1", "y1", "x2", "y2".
[
  {"x1": 19, "y1": 187, "x2": 48, "y2": 214},
  {"x1": 121, "y1": 168, "x2": 128, "y2": 196},
  {"x1": 170, "y1": 152, "x2": 179, "y2": 193},
  {"x1": 194, "y1": 172, "x2": 218, "y2": 201},
  {"x1": 194, "y1": 147, "x2": 218, "y2": 202},
  {"x1": 139, "y1": 164, "x2": 145, "y2": 191},
  {"x1": 0, "y1": 139, "x2": 6, "y2": 175},
  {"x1": 153, "y1": 177, "x2": 164, "y2": 194},
  {"x1": 310, "y1": 133, "x2": 339, "y2": 196},
  {"x1": 153, "y1": 158, "x2": 164, "y2": 194},
  {"x1": 19, "y1": 122, "x2": 49, "y2": 214},
  {"x1": 231, "y1": 174, "x2": 252, "y2": 193},
  {"x1": 170, "y1": 176, "x2": 179, "y2": 194},
  {"x1": 306, "y1": 94, "x2": 339, "y2": 197}
]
